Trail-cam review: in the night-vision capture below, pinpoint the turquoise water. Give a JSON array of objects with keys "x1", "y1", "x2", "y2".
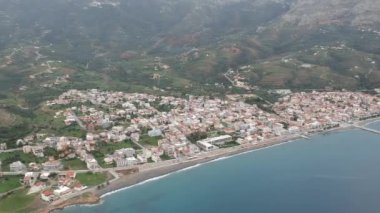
[{"x1": 62, "y1": 129, "x2": 380, "y2": 213}]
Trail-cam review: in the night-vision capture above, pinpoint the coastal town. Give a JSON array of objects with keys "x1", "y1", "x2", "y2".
[{"x1": 0, "y1": 89, "x2": 380, "y2": 211}]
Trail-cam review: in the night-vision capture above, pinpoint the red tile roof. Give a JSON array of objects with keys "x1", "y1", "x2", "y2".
[
  {"x1": 42, "y1": 190, "x2": 53, "y2": 196},
  {"x1": 66, "y1": 170, "x2": 76, "y2": 178}
]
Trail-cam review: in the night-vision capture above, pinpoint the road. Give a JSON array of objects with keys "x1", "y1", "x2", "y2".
[
  {"x1": 130, "y1": 140, "x2": 145, "y2": 150},
  {"x1": 0, "y1": 148, "x2": 22, "y2": 153},
  {"x1": 70, "y1": 111, "x2": 86, "y2": 130}
]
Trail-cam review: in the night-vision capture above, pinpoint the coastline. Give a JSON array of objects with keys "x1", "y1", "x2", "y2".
[{"x1": 41, "y1": 118, "x2": 380, "y2": 213}]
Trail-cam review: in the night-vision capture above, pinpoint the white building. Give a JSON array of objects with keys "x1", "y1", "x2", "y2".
[
  {"x1": 197, "y1": 141, "x2": 217, "y2": 151},
  {"x1": 9, "y1": 161, "x2": 27, "y2": 172},
  {"x1": 41, "y1": 190, "x2": 55, "y2": 202},
  {"x1": 148, "y1": 128, "x2": 162, "y2": 137},
  {"x1": 115, "y1": 148, "x2": 135, "y2": 158},
  {"x1": 196, "y1": 135, "x2": 232, "y2": 146},
  {"x1": 54, "y1": 186, "x2": 71, "y2": 196},
  {"x1": 42, "y1": 160, "x2": 63, "y2": 171},
  {"x1": 115, "y1": 158, "x2": 128, "y2": 167},
  {"x1": 126, "y1": 157, "x2": 138, "y2": 165}
]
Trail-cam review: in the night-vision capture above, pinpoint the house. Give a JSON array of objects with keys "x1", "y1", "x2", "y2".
[
  {"x1": 126, "y1": 157, "x2": 138, "y2": 166},
  {"x1": 28, "y1": 162, "x2": 41, "y2": 171},
  {"x1": 288, "y1": 126, "x2": 300, "y2": 134},
  {"x1": 23, "y1": 145, "x2": 44, "y2": 157},
  {"x1": 196, "y1": 141, "x2": 217, "y2": 151},
  {"x1": 86, "y1": 158, "x2": 99, "y2": 170},
  {"x1": 136, "y1": 155, "x2": 147, "y2": 163},
  {"x1": 29, "y1": 182, "x2": 47, "y2": 194},
  {"x1": 73, "y1": 183, "x2": 87, "y2": 191},
  {"x1": 84, "y1": 140, "x2": 96, "y2": 152},
  {"x1": 196, "y1": 135, "x2": 232, "y2": 146},
  {"x1": 16, "y1": 139, "x2": 25, "y2": 146},
  {"x1": 65, "y1": 170, "x2": 76, "y2": 179},
  {"x1": 64, "y1": 115, "x2": 76, "y2": 125},
  {"x1": 236, "y1": 138, "x2": 246, "y2": 145},
  {"x1": 115, "y1": 158, "x2": 128, "y2": 167},
  {"x1": 104, "y1": 156, "x2": 114, "y2": 165},
  {"x1": 23, "y1": 172, "x2": 39, "y2": 186},
  {"x1": 54, "y1": 186, "x2": 71, "y2": 196},
  {"x1": 188, "y1": 144, "x2": 200, "y2": 154},
  {"x1": 9, "y1": 161, "x2": 27, "y2": 172},
  {"x1": 148, "y1": 128, "x2": 162, "y2": 137},
  {"x1": 23, "y1": 145, "x2": 33, "y2": 154},
  {"x1": 32, "y1": 146, "x2": 45, "y2": 158},
  {"x1": 115, "y1": 148, "x2": 135, "y2": 158},
  {"x1": 162, "y1": 144, "x2": 176, "y2": 158},
  {"x1": 42, "y1": 158, "x2": 63, "y2": 171},
  {"x1": 41, "y1": 190, "x2": 55, "y2": 202},
  {"x1": 0, "y1": 143, "x2": 7, "y2": 150},
  {"x1": 40, "y1": 172, "x2": 50, "y2": 180},
  {"x1": 151, "y1": 153, "x2": 161, "y2": 162},
  {"x1": 130, "y1": 133, "x2": 140, "y2": 143}
]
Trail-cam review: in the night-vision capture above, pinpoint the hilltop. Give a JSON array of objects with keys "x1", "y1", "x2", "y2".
[{"x1": 0, "y1": 0, "x2": 379, "y2": 145}]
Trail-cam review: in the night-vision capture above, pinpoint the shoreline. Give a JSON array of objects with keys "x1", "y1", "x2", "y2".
[{"x1": 44, "y1": 118, "x2": 380, "y2": 213}]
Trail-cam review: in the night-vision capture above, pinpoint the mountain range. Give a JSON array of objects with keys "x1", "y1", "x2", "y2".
[{"x1": 0, "y1": 0, "x2": 379, "y2": 98}]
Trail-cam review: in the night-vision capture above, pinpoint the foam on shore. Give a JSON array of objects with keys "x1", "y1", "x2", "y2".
[
  {"x1": 100, "y1": 173, "x2": 171, "y2": 198},
  {"x1": 100, "y1": 138, "x2": 301, "y2": 200},
  {"x1": 55, "y1": 138, "x2": 301, "y2": 212},
  {"x1": 174, "y1": 163, "x2": 201, "y2": 172}
]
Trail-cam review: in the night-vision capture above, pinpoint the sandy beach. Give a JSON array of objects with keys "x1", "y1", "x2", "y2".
[{"x1": 38, "y1": 118, "x2": 380, "y2": 213}]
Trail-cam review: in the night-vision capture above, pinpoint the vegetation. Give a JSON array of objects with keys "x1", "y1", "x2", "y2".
[
  {"x1": 151, "y1": 101, "x2": 175, "y2": 112},
  {"x1": 187, "y1": 131, "x2": 208, "y2": 143},
  {"x1": 0, "y1": 176, "x2": 22, "y2": 193},
  {"x1": 207, "y1": 130, "x2": 224, "y2": 138},
  {"x1": 245, "y1": 97, "x2": 266, "y2": 105},
  {"x1": 0, "y1": 109, "x2": 20, "y2": 128},
  {"x1": 91, "y1": 151, "x2": 107, "y2": 168},
  {"x1": 0, "y1": 151, "x2": 45, "y2": 171},
  {"x1": 0, "y1": 189, "x2": 37, "y2": 213},
  {"x1": 139, "y1": 135, "x2": 161, "y2": 147},
  {"x1": 245, "y1": 96, "x2": 276, "y2": 114},
  {"x1": 97, "y1": 140, "x2": 138, "y2": 154},
  {"x1": 160, "y1": 153, "x2": 174, "y2": 161},
  {"x1": 44, "y1": 147, "x2": 60, "y2": 159},
  {"x1": 53, "y1": 124, "x2": 86, "y2": 139},
  {"x1": 76, "y1": 172, "x2": 108, "y2": 187},
  {"x1": 62, "y1": 158, "x2": 87, "y2": 170}
]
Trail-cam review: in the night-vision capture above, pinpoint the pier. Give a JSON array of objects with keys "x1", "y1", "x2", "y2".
[{"x1": 353, "y1": 125, "x2": 380, "y2": 135}]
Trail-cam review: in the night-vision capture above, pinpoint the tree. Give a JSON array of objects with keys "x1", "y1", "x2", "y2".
[{"x1": 187, "y1": 131, "x2": 208, "y2": 143}]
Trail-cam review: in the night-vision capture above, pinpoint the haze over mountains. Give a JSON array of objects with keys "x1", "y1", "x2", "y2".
[{"x1": 0, "y1": 0, "x2": 379, "y2": 97}]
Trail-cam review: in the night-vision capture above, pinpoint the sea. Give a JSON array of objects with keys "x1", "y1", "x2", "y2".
[{"x1": 61, "y1": 121, "x2": 380, "y2": 213}]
